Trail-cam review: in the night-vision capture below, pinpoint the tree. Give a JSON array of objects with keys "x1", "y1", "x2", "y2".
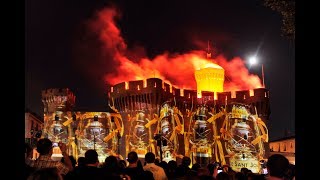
[{"x1": 263, "y1": 0, "x2": 295, "y2": 40}]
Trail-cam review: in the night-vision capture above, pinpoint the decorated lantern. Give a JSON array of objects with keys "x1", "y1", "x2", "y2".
[
  {"x1": 45, "y1": 113, "x2": 68, "y2": 160},
  {"x1": 221, "y1": 103, "x2": 268, "y2": 173},
  {"x1": 76, "y1": 112, "x2": 124, "y2": 162},
  {"x1": 187, "y1": 105, "x2": 214, "y2": 166},
  {"x1": 126, "y1": 110, "x2": 152, "y2": 158},
  {"x1": 158, "y1": 103, "x2": 175, "y2": 162},
  {"x1": 154, "y1": 102, "x2": 184, "y2": 162},
  {"x1": 48, "y1": 114, "x2": 68, "y2": 143}
]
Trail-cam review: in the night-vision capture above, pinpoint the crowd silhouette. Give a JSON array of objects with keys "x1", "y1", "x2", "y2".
[{"x1": 25, "y1": 138, "x2": 295, "y2": 180}]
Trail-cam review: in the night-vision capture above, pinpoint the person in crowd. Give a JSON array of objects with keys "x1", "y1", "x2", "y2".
[
  {"x1": 159, "y1": 160, "x2": 169, "y2": 176},
  {"x1": 191, "y1": 163, "x2": 201, "y2": 173},
  {"x1": 70, "y1": 149, "x2": 105, "y2": 180},
  {"x1": 102, "y1": 155, "x2": 122, "y2": 178},
  {"x1": 61, "y1": 155, "x2": 77, "y2": 169},
  {"x1": 167, "y1": 160, "x2": 178, "y2": 179},
  {"x1": 266, "y1": 154, "x2": 289, "y2": 180},
  {"x1": 284, "y1": 164, "x2": 295, "y2": 180},
  {"x1": 25, "y1": 138, "x2": 73, "y2": 176},
  {"x1": 27, "y1": 167, "x2": 63, "y2": 180},
  {"x1": 235, "y1": 172, "x2": 246, "y2": 180},
  {"x1": 76, "y1": 157, "x2": 86, "y2": 168},
  {"x1": 122, "y1": 151, "x2": 154, "y2": 180},
  {"x1": 216, "y1": 171, "x2": 230, "y2": 180},
  {"x1": 176, "y1": 156, "x2": 191, "y2": 178},
  {"x1": 119, "y1": 159, "x2": 127, "y2": 170},
  {"x1": 210, "y1": 162, "x2": 220, "y2": 179},
  {"x1": 222, "y1": 165, "x2": 236, "y2": 180},
  {"x1": 143, "y1": 152, "x2": 168, "y2": 180},
  {"x1": 197, "y1": 167, "x2": 213, "y2": 179}
]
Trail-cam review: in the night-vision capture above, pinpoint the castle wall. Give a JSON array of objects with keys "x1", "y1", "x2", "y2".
[{"x1": 109, "y1": 78, "x2": 271, "y2": 160}]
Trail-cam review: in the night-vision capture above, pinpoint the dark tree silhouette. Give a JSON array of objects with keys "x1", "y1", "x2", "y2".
[{"x1": 263, "y1": 0, "x2": 295, "y2": 40}]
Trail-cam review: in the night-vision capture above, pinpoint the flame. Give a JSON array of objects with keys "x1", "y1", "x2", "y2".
[{"x1": 87, "y1": 7, "x2": 262, "y2": 91}]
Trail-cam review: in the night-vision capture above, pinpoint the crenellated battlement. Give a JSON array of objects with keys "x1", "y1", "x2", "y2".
[
  {"x1": 109, "y1": 78, "x2": 270, "y2": 120},
  {"x1": 42, "y1": 88, "x2": 74, "y2": 97},
  {"x1": 109, "y1": 78, "x2": 269, "y2": 102},
  {"x1": 42, "y1": 88, "x2": 76, "y2": 113}
]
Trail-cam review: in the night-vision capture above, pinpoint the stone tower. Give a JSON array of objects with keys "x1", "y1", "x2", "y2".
[
  {"x1": 194, "y1": 64, "x2": 225, "y2": 98},
  {"x1": 41, "y1": 88, "x2": 76, "y2": 139},
  {"x1": 42, "y1": 88, "x2": 76, "y2": 114}
]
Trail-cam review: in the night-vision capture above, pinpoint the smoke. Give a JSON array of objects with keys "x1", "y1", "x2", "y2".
[{"x1": 85, "y1": 7, "x2": 262, "y2": 91}]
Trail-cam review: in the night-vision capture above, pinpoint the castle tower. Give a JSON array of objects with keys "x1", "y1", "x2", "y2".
[
  {"x1": 194, "y1": 64, "x2": 225, "y2": 98},
  {"x1": 41, "y1": 88, "x2": 76, "y2": 139},
  {"x1": 42, "y1": 88, "x2": 76, "y2": 114}
]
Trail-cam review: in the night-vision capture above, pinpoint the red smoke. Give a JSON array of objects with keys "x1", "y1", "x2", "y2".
[{"x1": 89, "y1": 7, "x2": 262, "y2": 91}]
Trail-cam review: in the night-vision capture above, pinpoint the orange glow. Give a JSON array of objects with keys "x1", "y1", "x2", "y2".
[
  {"x1": 125, "y1": 82, "x2": 129, "y2": 90},
  {"x1": 180, "y1": 89, "x2": 184, "y2": 97},
  {"x1": 249, "y1": 89, "x2": 254, "y2": 96},
  {"x1": 195, "y1": 67, "x2": 225, "y2": 95},
  {"x1": 214, "y1": 92, "x2": 218, "y2": 100},
  {"x1": 231, "y1": 91, "x2": 236, "y2": 98},
  {"x1": 197, "y1": 92, "x2": 202, "y2": 98},
  {"x1": 111, "y1": 87, "x2": 113, "y2": 93},
  {"x1": 89, "y1": 7, "x2": 263, "y2": 92},
  {"x1": 137, "y1": 85, "x2": 140, "y2": 91},
  {"x1": 143, "y1": 79, "x2": 147, "y2": 88}
]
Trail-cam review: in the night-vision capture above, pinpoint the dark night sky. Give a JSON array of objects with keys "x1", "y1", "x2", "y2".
[{"x1": 25, "y1": 0, "x2": 295, "y2": 141}]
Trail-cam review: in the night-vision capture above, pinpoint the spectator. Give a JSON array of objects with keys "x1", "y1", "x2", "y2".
[
  {"x1": 61, "y1": 155, "x2": 76, "y2": 168},
  {"x1": 143, "y1": 152, "x2": 168, "y2": 180},
  {"x1": 27, "y1": 167, "x2": 63, "y2": 180},
  {"x1": 122, "y1": 151, "x2": 154, "y2": 180},
  {"x1": 71, "y1": 149, "x2": 106, "y2": 180},
  {"x1": 25, "y1": 138, "x2": 73, "y2": 176},
  {"x1": 266, "y1": 154, "x2": 289, "y2": 180},
  {"x1": 167, "y1": 160, "x2": 178, "y2": 179},
  {"x1": 176, "y1": 156, "x2": 191, "y2": 177},
  {"x1": 102, "y1": 155, "x2": 122, "y2": 178},
  {"x1": 216, "y1": 171, "x2": 230, "y2": 180},
  {"x1": 77, "y1": 157, "x2": 86, "y2": 167}
]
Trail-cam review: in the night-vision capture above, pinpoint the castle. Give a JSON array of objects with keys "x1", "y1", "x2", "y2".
[{"x1": 41, "y1": 62, "x2": 271, "y2": 172}]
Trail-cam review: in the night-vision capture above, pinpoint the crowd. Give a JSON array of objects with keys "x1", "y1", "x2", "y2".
[{"x1": 25, "y1": 138, "x2": 295, "y2": 180}]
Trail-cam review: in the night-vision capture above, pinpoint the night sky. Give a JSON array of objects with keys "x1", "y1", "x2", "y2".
[{"x1": 25, "y1": 0, "x2": 295, "y2": 141}]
